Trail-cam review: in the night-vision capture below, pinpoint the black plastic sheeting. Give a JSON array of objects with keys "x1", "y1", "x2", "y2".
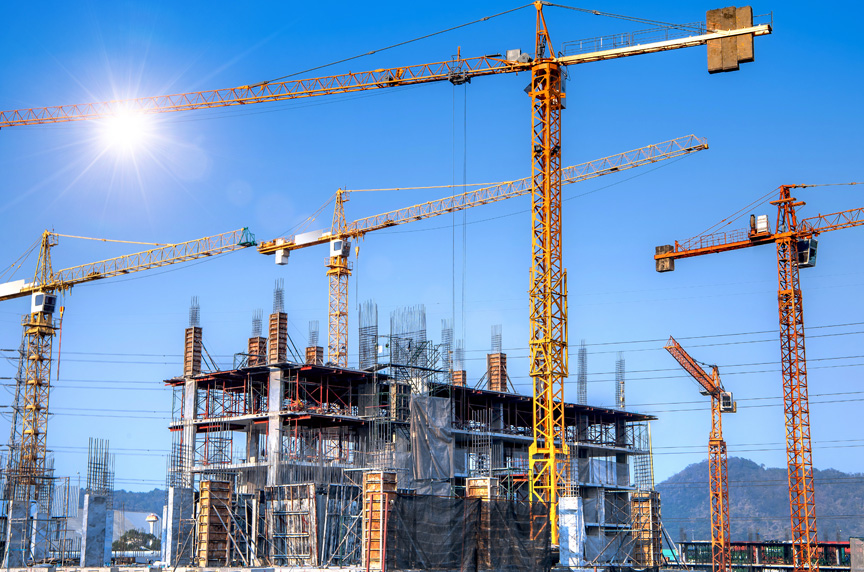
[{"x1": 385, "y1": 495, "x2": 551, "y2": 572}]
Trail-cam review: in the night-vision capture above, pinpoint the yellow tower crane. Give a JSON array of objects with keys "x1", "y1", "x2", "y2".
[
  {"x1": 0, "y1": 229, "x2": 255, "y2": 496},
  {"x1": 258, "y1": 135, "x2": 707, "y2": 367},
  {"x1": 0, "y1": 4, "x2": 771, "y2": 542}
]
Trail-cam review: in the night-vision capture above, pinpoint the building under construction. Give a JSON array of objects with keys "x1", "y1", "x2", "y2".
[{"x1": 162, "y1": 292, "x2": 661, "y2": 570}]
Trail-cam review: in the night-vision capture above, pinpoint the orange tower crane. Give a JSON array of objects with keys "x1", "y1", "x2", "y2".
[
  {"x1": 655, "y1": 184, "x2": 864, "y2": 572},
  {"x1": 0, "y1": 229, "x2": 255, "y2": 492},
  {"x1": 0, "y1": 4, "x2": 771, "y2": 542},
  {"x1": 258, "y1": 135, "x2": 708, "y2": 367},
  {"x1": 665, "y1": 336, "x2": 736, "y2": 572}
]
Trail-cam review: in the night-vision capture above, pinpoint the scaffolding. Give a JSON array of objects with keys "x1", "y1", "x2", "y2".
[
  {"x1": 359, "y1": 300, "x2": 378, "y2": 371},
  {"x1": 577, "y1": 340, "x2": 588, "y2": 405}
]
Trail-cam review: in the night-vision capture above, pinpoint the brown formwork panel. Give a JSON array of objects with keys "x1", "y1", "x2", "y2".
[
  {"x1": 196, "y1": 480, "x2": 233, "y2": 567},
  {"x1": 305, "y1": 346, "x2": 323, "y2": 365},
  {"x1": 248, "y1": 336, "x2": 267, "y2": 366},
  {"x1": 466, "y1": 477, "x2": 500, "y2": 500},
  {"x1": 486, "y1": 353, "x2": 508, "y2": 392},
  {"x1": 184, "y1": 327, "x2": 202, "y2": 376},
  {"x1": 362, "y1": 471, "x2": 396, "y2": 570},
  {"x1": 269, "y1": 312, "x2": 288, "y2": 363},
  {"x1": 452, "y1": 370, "x2": 467, "y2": 386}
]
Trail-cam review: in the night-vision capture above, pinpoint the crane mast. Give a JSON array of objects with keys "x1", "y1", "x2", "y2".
[
  {"x1": 773, "y1": 189, "x2": 819, "y2": 572},
  {"x1": 328, "y1": 191, "x2": 351, "y2": 366},
  {"x1": 665, "y1": 336, "x2": 734, "y2": 572},
  {"x1": 527, "y1": 4, "x2": 569, "y2": 536}
]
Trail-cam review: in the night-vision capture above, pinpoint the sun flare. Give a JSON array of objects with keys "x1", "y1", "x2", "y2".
[{"x1": 100, "y1": 111, "x2": 153, "y2": 155}]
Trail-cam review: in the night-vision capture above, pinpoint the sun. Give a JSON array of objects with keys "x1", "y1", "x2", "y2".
[{"x1": 99, "y1": 111, "x2": 153, "y2": 156}]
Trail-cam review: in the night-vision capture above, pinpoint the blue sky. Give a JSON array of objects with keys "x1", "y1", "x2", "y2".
[{"x1": 0, "y1": 1, "x2": 862, "y2": 492}]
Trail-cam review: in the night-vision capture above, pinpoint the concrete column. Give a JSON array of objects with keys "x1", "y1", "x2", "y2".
[
  {"x1": 250, "y1": 496, "x2": 260, "y2": 565},
  {"x1": 267, "y1": 367, "x2": 284, "y2": 486},
  {"x1": 246, "y1": 425, "x2": 262, "y2": 463},
  {"x1": 80, "y1": 493, "x2": 107, "y2": 566},
  {"x1": 3, "y1": 499, "x2": 29, "y2": 567},
  {"x1": 559, "y1": 496, "x2": 585, "y2": 568},
  {"x1": 163, "y1": 486, "x2": 194, "y2": 567},
  {"x1": 182, "y1": 377, "x2": 198, "y2": 487},
  {"x1": 104, "y1": 507, "x2": 115, "y2": 565},
  {"x1": 160, "y1": 504, "x2": 168, "y2": 563},
  {"x1": 30, "y1": 511, "x2": 49, "y2": 562}
]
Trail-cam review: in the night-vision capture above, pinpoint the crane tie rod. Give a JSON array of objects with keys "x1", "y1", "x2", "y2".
[
  {"x1": 252, "y1": 4, "x2": 534, "y2": 88},
  {"x1": 50, "y1": 233, "x2": 169, "y2": 246},
  {"x1": 793, "y1": 182, "x2": 862, "y2": 188},
  {"x1": 544, "y1": 3, "x2": 705, "y2": 33}
]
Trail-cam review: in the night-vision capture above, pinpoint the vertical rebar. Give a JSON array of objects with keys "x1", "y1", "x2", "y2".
[
  {"x1": 491, "y1": 324, "x2": 502, "y2": 354},
  {"x1": 309, "y1": 320, "x2": 320, "y2": 348},
  {"x1": 189, "y1": 297, "x2": 200, "y2": 328},
  {"x1": 359, "y1": 301, "x2": 378, "y2": 371},
  {"x1": 441, "y1": 319, "x2": 453, "y2": 373},
  {"x1": 273, "y1": 278, "x2": 285, "y2": 314},
  {"x1": 615, "y1": 353, "x2": 626, "y2": 410},
  {"x1": 577, "y1": 339, "x2": 588, "y2": 405},
  {"x1": 251, "y1": 309, "x2": 263, "y2": 338}
]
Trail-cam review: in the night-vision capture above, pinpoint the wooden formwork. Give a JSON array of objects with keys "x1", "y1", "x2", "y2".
[
  {"x1": 362, "y1": 471, "x2": 396, "y2": 571},
  {"x1": 486, "y1": 353, "x2": 508, "y2": 392},
  {"x1": 305, "y1": 345, "x2": 323, "y2": 365},
  {"x1": 247, "y1": 336, "x2": 267, "y2": 366},
  {"x1": 467, "y1": 477, "x2": 500, "y2": 569},
  {"x1": 631, "y1": 490, "x2": 663, "y2": 568},
  {"x1": 268, "y1": 312, "x2": 287, "y2": 364},
  {"x1": 196, "y1": 480, "x2": 232, "y2": 567},
  {"x1": 466, "y1": 477, "x2": 500, "y2": 500},
  {"x1": 184, "y1": 326, "x2": 202, "y2": 376},
  {"x1": 451, "y1": 370, "x2": 467, "y2": 387}
]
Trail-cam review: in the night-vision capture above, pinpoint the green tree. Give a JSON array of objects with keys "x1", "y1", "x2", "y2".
[{"x1": 112, "y1": 529, "x2": 160, "y2": 551}]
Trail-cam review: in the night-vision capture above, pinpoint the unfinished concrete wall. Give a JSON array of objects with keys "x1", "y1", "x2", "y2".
[
  {"x1": 160, "y1": 504, "x2": 168, "y2": 563},
  {"x1": 164, "y1": 486, "x2": 194, "y2": 566},
  {"x1": 103, "y1": 506, "x2": 114, "y2": 565},
  {"x1": 30, "y1": 511, "x2": 49, "y2": 563},
  {"x1": 80, "y1": 493, "x2": 107, "y2": 566},
  {"x1": 3, "y1": 499, "x2": 29, "y2": 567}
]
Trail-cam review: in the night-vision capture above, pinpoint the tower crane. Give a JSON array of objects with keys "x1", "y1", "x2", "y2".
[
  {"x1": 665, "y1": 336, "x2": 736, "y2": 572},
  {"x1": 654, "y1": 184, "x2": 864, "y2": 572},
  {"x1": 258, "y1": 135, "x2": 707, "y2": 367},
  {"x1": 0, "y1": 4, "x2": 772, "y2": 542},
  {"x1": 0, "y1": 229, "x2": 255, "y2": 506}
]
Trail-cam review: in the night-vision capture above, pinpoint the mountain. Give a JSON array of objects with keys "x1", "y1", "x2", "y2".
[{"x1": 656, "y1": 457, "x2": 864, "y2": 542}]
